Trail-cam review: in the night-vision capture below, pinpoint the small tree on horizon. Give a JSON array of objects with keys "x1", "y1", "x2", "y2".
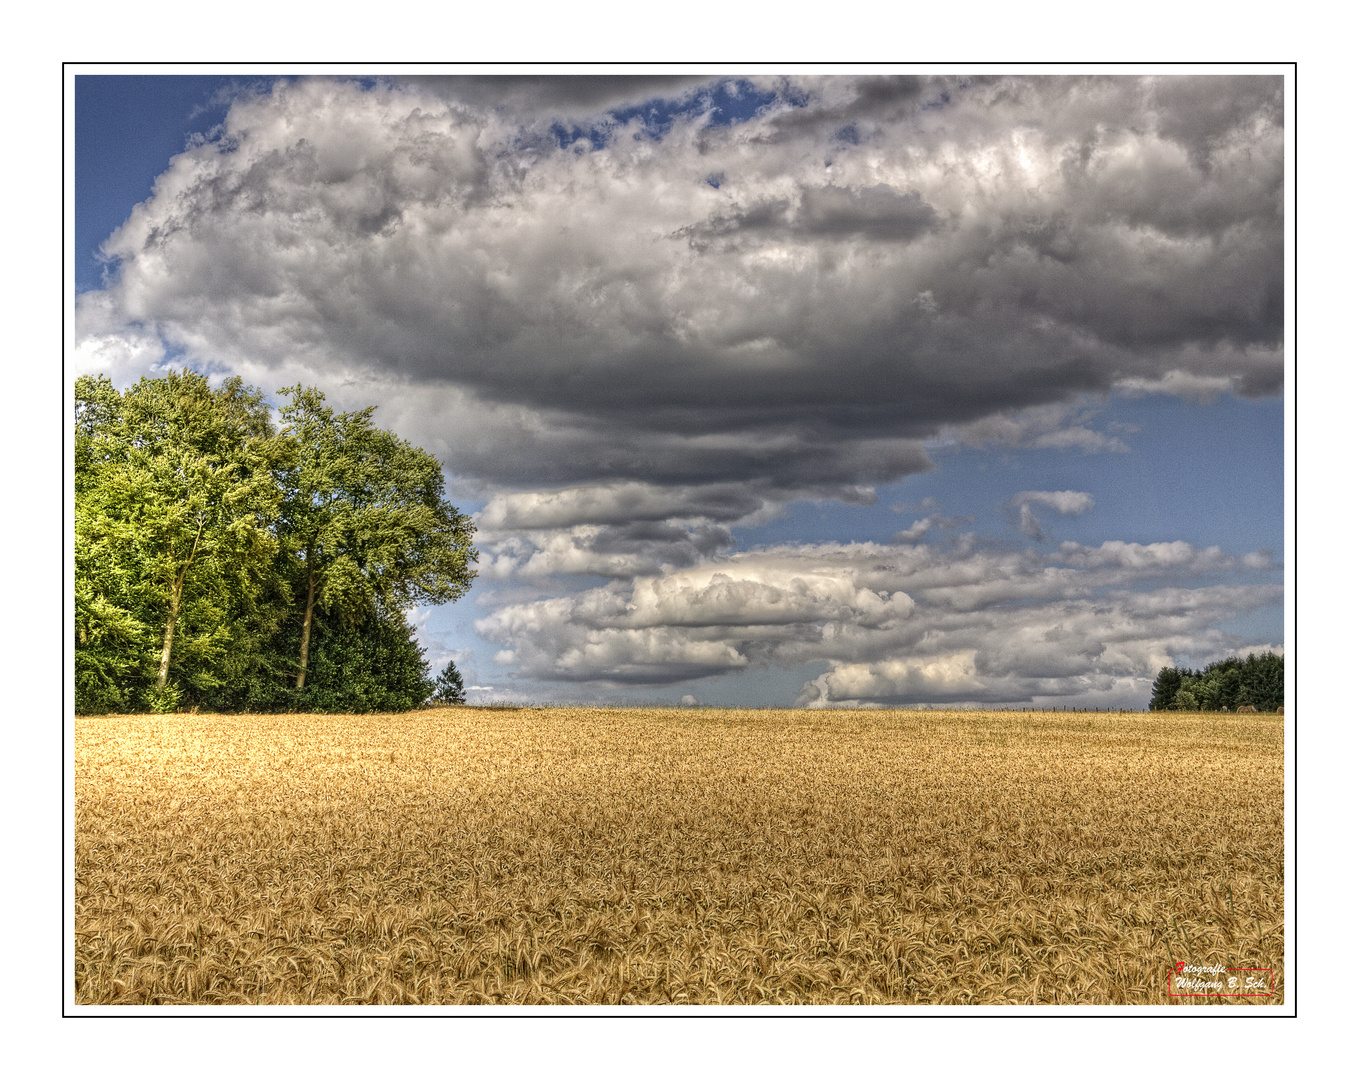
[{"x1": 432, "y1": 660, "x2": 466, "y2": 705}]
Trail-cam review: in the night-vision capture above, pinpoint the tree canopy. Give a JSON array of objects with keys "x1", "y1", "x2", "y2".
[
  {"x1": 74, "y1": 372, "x2": 477, "y2": 714},
  {"x1": 1147, "y1": 652, "x2": 1284, "y2": 713},
  {"x1": 276, "y1": 385, "x2": 477, "y2": 690}
]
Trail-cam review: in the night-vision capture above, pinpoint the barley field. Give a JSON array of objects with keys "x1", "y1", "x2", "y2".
[{"x1": 73, "y1": 707, "x2": 1284, "y2": 1006}]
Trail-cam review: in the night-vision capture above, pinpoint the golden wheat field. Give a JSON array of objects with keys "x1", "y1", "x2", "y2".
[{"x1": 73, "y1": 706, "x2": 1284, "y2": 1006}]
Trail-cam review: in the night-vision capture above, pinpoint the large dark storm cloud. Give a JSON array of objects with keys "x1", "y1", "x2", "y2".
[{"x1": 76, "y1": 72, "x2": 1283, "y2": 495}]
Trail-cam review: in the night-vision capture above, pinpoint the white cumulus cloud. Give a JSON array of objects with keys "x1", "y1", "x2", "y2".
[{"x1": 474, "y1": 536, "x2": 1280, "y2": 704}]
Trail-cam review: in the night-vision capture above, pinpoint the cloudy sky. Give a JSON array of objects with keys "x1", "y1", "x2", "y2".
[{"x1": 72, "y1": 69, "x2": 1287, "y2": 709}]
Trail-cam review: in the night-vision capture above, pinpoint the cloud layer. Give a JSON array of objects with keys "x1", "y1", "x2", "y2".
[
  {"x1": 473, "y1": 536, "x2": 1280, "y2": 705},
  {"x1": 78, "y1": 73, "x2": 1284, "y2": 495}
]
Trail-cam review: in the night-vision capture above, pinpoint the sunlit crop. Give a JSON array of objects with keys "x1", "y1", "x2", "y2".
[{"x1": 74, "y1": 707, "x2": 1284, "y2": 1005}]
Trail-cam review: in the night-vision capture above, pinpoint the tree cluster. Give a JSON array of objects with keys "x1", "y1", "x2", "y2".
[
  {"x1": 1148, "y1": 652, "x2": 1284, "y2": 713},
  {"x1": 75, "y1": 371, "x2": 477, "y2": 714}
]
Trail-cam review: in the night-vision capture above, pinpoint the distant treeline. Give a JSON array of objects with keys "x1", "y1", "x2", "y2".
[
  {"x1": 1148, "y1": 653, "x2": 1284, "y2": 712},
  {"x1": 75, "y1": 371, "x2": 478, "y2": 715}
]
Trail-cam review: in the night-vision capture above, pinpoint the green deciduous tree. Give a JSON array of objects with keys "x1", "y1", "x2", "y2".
[
  {"x1": 75, "y1": 371, "x2": 289, "y2": 710},
  {"x1": 75, "y1": 372, "x2": 478, "y2": 714},
  {"x1": 276, "y1": 386, "x2": 478, "y2": 690},
  {"x1": 76, "y1": 375, "x2": 153, "y2": 712},
  {"x1": 1172, "y1": 688, "x2": 1200, "y2": 712}
]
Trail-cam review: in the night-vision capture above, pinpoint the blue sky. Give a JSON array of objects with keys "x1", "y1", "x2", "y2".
[
  {"x1": 75, "y1": 76, "x2": 240, "y2": 293},
  {"x1": 73, "y1": 71, "x2": 1287, "y2": 709}
]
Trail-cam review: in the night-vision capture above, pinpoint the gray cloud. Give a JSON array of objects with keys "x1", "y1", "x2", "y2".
[
  {"x1": 681, "y1": 183, "x2": 939, "y2": 249},
  {"x1": 397, "y1": 75, "x2": 713, "y2": 119},
  {"x1": 936, "y1": 400, "x2": 1132, "y2": 454},
  {"x1": 476, "y1": 480, "x2": 832, "y2": 533},
  {"x1": 481, "y1": 520, "x2": 736, "y2": 581},
  {"x1": 757, "y1": 75, "x2": 933, "y2": 141},
  {"x1": 1008, "y1": 490, "x2": 1095, "y2": 540},
  {"x1": 77, "y1": 72, "x2": 1284, "y2": 495}
]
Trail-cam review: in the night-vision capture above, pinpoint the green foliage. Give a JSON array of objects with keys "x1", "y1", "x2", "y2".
[
  {"x1": 1149, "y1": 653, "x2": 1285, "y2": 713},
  {"x1": 432, "y1": 660, "x2": 467, "y2": 705},
  {"x1": 73, "y1": 371, "x2": 477, "y2": 715},
  {"x1": 75, "y1": 377, "x2": 154, "y2": 713},
  {"x1": 144, "y1": 682, "x2": 184, "y2": 714},
  {"x1": 1172, "y1": 688, "x2": 1200, "y2": 712},
  {"x1": 277, "y1": 386, "x2": 478, "y2": 690},
  {"x1": 1239, "y1": 652, "x2": 1285, "y2": 712},
  {"x1": 297, "y1": 610, "x2": 435, "y2": 713},
  {"x1": 75, "y1": 371, "x2": 289, "y2": 709},
  {"x1": 74, "y1": 523, "x2": 153, "y2": 713},
  {"x1": 1148, "y1": 666, "x2": 1184, "y2": 711}
]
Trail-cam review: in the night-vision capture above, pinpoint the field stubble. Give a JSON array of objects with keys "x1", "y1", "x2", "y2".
[{"x1": 75, "y1": 707, "x2": 1284, "y2": 1006}]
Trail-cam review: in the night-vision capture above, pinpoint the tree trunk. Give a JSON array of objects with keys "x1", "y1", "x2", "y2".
[
  {"x1": 156, "y1": 581, "x2": 181, "y2": 690},
  {"x1": 157, "y1": 520, "x2": 202, "y2": 690},
  {"x1": 296, "y1": 569, "x2": 317, "y2": 689}
]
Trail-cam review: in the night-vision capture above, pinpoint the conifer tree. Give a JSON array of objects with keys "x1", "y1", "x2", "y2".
[
  {"x1": 432, "y1": 660, "x2": 467, "y2": 705},
  {"x1": 1149, "y1": 666, "x2": 1183, "y2": 710}
]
